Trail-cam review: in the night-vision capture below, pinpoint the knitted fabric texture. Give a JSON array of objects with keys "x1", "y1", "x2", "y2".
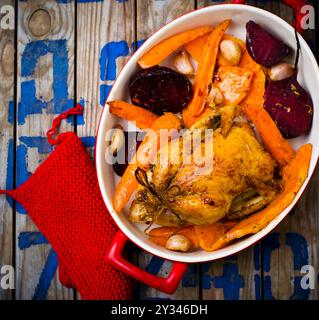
[{"x1": 0, "y1": 107, "x2": 132, "y2": 300}]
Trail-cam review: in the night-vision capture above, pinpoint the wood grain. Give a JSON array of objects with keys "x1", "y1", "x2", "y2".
[
  {"x1": 136, "y1": 0, "x2": 198, "y2": 300},
  {"x1": 76, "y1": 0, "x2": 135, "y2": 138},
  {"x1": 15, "y1": 0, "x2": 74, "y2": 300},
  {"x1": 0, "y1": 0, "x2": 15, "y2": 300}
]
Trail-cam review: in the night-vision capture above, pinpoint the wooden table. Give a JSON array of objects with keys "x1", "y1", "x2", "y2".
[{"x1": 0, "y1": 0, "x2": 318, "y2": 300}]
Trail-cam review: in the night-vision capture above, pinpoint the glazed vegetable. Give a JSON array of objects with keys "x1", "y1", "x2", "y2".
[
  {"x1": 239, "y1": 44, "x2": 295, "y2": 166},
  {"x1": 108, "y1": 101, "x2": 158, "y2": 129},
  {"x1": 186, "y1": 19, "x2": 231, "y2": 117},
  {"x1": 264, "y1": 75, "x2": 313, "y2": 138},
  {"x1": 214, "y1": 66, "x2": 253, "y2": 105},
  {"x1": 246, "y1": 20, "x2": 291, "y2": 67},
  {"x1": 210, "y1": 143, "x2": 312, "y2": 251},
  {"x1": 113, "y1": 113, "x2": 182, "y2": 213},
  {"x1": 130, "y1": 66, "x2": 192, "y2": 116},
  {"x1": 137, "y1": 26, "x2": 213, "y2": 68}
]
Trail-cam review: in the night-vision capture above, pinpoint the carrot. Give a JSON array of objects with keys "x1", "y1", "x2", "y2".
[
  {"x1": 184, "y1": 34, "x2": 208, "y2": 62},
  {"x1": 242, "y1": 105, "x2": 295, "y2": 166},
  {"x1": 113, "y1": 113, "x2": 182, "y2": 213},
  {"x1": 186, "y1": 20, "x2": 231, "y2": 117},
  {"x1": 236, "y1": 46, "x2": 296, "y2": 166},
  {"x1": 214, "y1": 66, "x2": 253, "y2": 105},
  {"x1": 194, "y1": 223, "x2": 227, "y2": 251},
  {"x1": 210, "y1": 143, "x2": 312, "y2": 251},
  {"x1": 108, "y1": 101, "x2": 158, "y2": 129},
  {"x1": 185, "y1": 33, "x2": 246, "y2": 65},
  {"x1": 182, "y1": 106, "x2": 213, "y2": 128},
  {"x1": 137, "y1": 26, "x2": 213, "y2": 69}
]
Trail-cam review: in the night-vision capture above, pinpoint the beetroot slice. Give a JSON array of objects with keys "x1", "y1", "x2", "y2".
[
  {"x1": 264, "y1": 75, "x2": 313, "y2": 138},
  {"x1": 246, "y1": 21, "x2": 291, "y2": 67},
  {"x1": 129, "y1": 66, "x2": 192, "y2": 116}
]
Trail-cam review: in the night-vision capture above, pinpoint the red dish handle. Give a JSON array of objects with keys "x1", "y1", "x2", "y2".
[
  {"x1": 231, "y1": 0, "x2": 308, "y2": 33},
  {"x1": 106, "y1": 230, "x2": 189, "y2": 295}
]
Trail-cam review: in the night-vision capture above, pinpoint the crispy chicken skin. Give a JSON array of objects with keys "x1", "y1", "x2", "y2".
[{"x1": 129, "y1": 112, "x2": 278, "y2": 226}]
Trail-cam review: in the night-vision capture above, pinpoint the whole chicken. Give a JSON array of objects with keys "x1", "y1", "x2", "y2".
[{"x1": 129, "y1": 106, "x2": 279, "y2": 226}]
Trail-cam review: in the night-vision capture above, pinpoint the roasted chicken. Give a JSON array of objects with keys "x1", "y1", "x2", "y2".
[{"x1": 129, "y1": 107, "x2": 279, "y2": 226}]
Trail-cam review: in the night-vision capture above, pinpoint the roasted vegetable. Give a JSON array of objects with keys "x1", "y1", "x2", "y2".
[
  {"x1": 108, "y1": 101, "x2": 158, "y2": 129},
  {"x1": 264, "y1": 75, "x2": 313, "y2": 138},
  {"x1": 186, "y1": 19, "x2": 231, "y2": 117},
  {"x1": 239, "y1": 43, "x2": 295, "y2": 166},
  {"x1": 129, "y1": 66, "x2": 192, "y2": 116},
  {"x1": 214, "y1": 66, "x2": 253, "y2": 105},
  {"x1": 137, "y1": 26, "x2": 213, "y2": 68},
  {"x1": 246, "y1": 21, "x2": 291, "y2": 67}
]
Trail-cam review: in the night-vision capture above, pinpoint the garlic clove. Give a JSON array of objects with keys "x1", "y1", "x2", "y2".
[
  {"x1": 268, "y1": 62, "x2": 295, "y2": 81},
  {"x1": 166, "y1": 234, "x2": 192, "y2": 252},
  {"x1": 220, "y1": 40, "x2": 242, "y2": 66},
  {"x1": 173, "y1": 50, "x2": 194, "y2": 75},
  {"x1": 207, "y1": 85, "x2": 224, "y2": 107},
  {"x1": 109, "y1": 125, "x2": 124, "y2": 155}
]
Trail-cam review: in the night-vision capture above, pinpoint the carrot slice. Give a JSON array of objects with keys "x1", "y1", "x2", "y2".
[
  {"x1": 108, "y1": 101, "x2": 158, "y2": 129},
  {"x1": 186, "y1": 20, "x2": 231, "y2": 117},
  {"x1": 214, "y1": 66, "x2": 253, "y2": 105},
  {"x1": 137, "y1": 26, "x2": 213, "y2": 69},
  {"x1": 113, "y1": 113, "x2": 182, "y2": 213},
  {"x1": 210, "y1": 143, "x2": 312, "y2": 251}
]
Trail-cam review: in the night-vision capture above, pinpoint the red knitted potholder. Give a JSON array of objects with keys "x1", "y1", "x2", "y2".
[{"x1": 0, "y1": 105, "x2": 132, "y2": 300}]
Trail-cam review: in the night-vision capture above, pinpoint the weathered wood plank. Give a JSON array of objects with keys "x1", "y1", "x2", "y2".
[
  {"x1": 260, "y1": 1, "x2": 319, "y2": 300},
  {"x1": 196, "y1": 0, "x2": 258, "y2": 300},
  {"x1": 76, "y1": 0, "x2": 136, "y2": 299},
  {"x1": 16, "y1": 0, "x2": 75, "y2": 300},
  {"x1": 76, "y1": 0, "x2": 135, "y2": 137},
  {"x1": 136, "y1": 0, "x2": 198, "y2": 300},
  {"x1": 0, "y1": 0, "x2": 15, "y2": 300}
]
